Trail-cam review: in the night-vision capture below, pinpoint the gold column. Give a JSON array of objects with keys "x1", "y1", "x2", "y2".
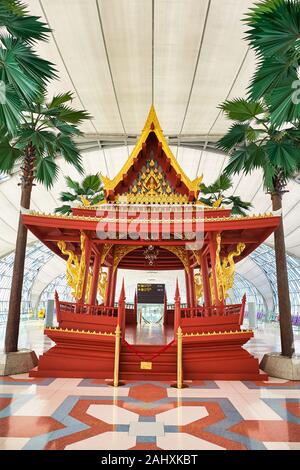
[
  {"x1": 177, "y1": 326, "x2": 183, "y2": 389},
  {"x1": 113, "y1": 325, "x2": 121, "y2": 387}
]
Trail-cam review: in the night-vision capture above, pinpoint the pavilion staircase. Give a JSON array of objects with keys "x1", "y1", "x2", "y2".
[{"x1": 119, "y1": 342, "x2": 177, "y2": 381}]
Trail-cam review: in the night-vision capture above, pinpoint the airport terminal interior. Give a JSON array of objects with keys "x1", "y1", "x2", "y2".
[{"x1": 0, "y1": 0, "x2": 300, "y2": 451}]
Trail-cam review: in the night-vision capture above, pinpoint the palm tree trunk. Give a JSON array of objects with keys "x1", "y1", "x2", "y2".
[
  {"x1": 271, "y1": 192, "x2": 294, "y2": 358},
  {"x1": 5, "y1": 145, "x2": 34, "y2": 353}
]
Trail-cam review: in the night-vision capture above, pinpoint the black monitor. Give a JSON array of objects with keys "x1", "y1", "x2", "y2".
[{"x1": 137, "y1": 283, "x2": 165, "y2": 304}]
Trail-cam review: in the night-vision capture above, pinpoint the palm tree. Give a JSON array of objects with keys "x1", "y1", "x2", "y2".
[
  {"x1": 199, "y1": 174, "x2": 252, "y2": 216},
  {"x1": 244, "y1": 0, "x2": 300, "y2": 127},
  {"x1": 217, "y1": 97, "x2": 300, "y2": 358},
  {"x1": 0, "y1": 1, "x2": 56, "y2": 134},
  {"x1": 2, "y1": 92, "x2": 90, "y2": 353},
  {"x1": 55, "y1": 174, "x2": 104, "y2": 215}
]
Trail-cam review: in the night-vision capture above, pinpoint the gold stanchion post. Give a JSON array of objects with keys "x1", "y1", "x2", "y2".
[
  {"x1": 177, "y1": 326, "x2": 183, "y2": 389},
  {"x1": 171, "y1": 326, "x2": 187, "y2": 389},
  {"x1": 113, "y1": 324, "x2": 121, "y2": 387}
]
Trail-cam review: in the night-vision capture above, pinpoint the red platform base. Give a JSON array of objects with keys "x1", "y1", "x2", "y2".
[{"x1": 30, "y1": 327, "x2": 266, "y2": 381}]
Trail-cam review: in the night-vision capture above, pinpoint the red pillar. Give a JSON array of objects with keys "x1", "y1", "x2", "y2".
[
  {"x1": 200, "y1": 254, "x2": 211, "y2": 307},
  {"x1": 109, "y1": 268, "x2": 118, "y2": 307},
  {"x1": 104, "y1": 266, "x2": 113, "y2": 307},
  {"x1": 185, "y1": 270, "x2": 191, "y2": 307},
  {"x1": 209, "y1": 234, "x2": 222, "y2": 307},
  {"x1": 88, "y1": 251, "x2": 100, "y2": 306},
  {"x1": 189, "y1": 267, "x2": 196, "y2": 308}
]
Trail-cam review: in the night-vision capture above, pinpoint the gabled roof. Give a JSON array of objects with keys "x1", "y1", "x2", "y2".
[{"x1": 101, "y1": 105, "x2": 203, "y2": 198}]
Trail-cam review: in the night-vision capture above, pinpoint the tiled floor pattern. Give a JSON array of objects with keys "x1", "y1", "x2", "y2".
[
  {"x1": 0, "y1": 375, "x2": 300, "y2": 450},
  {"x1": 0, "y1": 321, "x2": 299, "y2": 450}
]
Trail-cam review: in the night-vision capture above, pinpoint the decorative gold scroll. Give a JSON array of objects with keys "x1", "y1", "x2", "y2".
[
  {"x1": 75, "y1": 232, "x2": 87, "y2": 300},
  {"x1": 57, "y1": 240, "x2": 79, "y2": 298},
  {"x1": 101, "y1": 243, "x2": 113, "y2": 265},
  {"x1": 194, "y1": 270, "x2": 203, "y2": 303},
  {"x1": 163, "y1": 246, "x2": 190, "y2": 272},
  {"x1": 57, "y1": 232, "x2": 87, "y2": 300},
  {"x1": 221, "y1": 241, "x2": 246, "y2": 299},
  {"x1": 98, "y1": 267, "x2": 108, "y2": 300},
  {"x1": 214, "y1": 233, "x2": 246, "y2": 301},
  {"x1": 113, "y1": 245, "x2": 142, "y2": 272}
]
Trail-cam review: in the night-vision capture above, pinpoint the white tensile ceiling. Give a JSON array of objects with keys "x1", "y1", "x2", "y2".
[
  {"x1": 27, "y1": 0, "x2": 255, "y2": 137},
  {"x1": 0, "y1": 0, "x2": 299, "y2": 304}
]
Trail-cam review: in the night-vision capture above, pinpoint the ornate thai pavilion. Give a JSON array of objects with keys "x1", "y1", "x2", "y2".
[{"x1": 22, "y1": 106, "x2": 280, "y2": 383}]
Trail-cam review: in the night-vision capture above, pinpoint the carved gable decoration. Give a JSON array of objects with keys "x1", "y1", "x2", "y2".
[{"x1": 101, "y1": 106, "x2": 202, "y2": 204}]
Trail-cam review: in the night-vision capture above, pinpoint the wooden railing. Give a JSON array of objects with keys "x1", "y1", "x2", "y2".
[
  {"x1": 180, "y1": 303, "x2": 241, "y2": 319},
  {"x1": 58, "y1": 300, "x2": 117, "y2": 317}
]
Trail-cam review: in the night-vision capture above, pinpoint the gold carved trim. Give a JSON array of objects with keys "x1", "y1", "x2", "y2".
[
  {"x1": 45, "y1": 327, "x2": 116, "y2": 337},
  {"x1": 183, "y1": 329, "x2": 253, "y2": 337},
  {"x1": 215, "y1": 233, "x2": 246, "y2": 301},
  {"x1": 28, "y1": 210, "x2": 277, "y2": 223},
  {"x1": 57, "y1": 240, "x2": 79, "y2": 298},
  {"x1": 57, "y1": 232, "x2": 87, "y2": 300},
  {"x1": 101, "y1": 243, "x2": 113, "y2": 265},
  {"x1": 113, "y1": 245, "x2": 142, "y2": 272},
  {"x1": 163, "y1": 246, "x2": 190, "y2": 272},
  {"x1": 98, "y1": 267, "x2": 108, "y2": 300},
  {"x1": 100, "y1": 105, "x2": 203, "y2": 195},
  {"x1": 194, "y1": 270, "x2": 203, "y2": 303},
  {"x1": 221, "y1": 241, "x2": 246, "y2": 299}
]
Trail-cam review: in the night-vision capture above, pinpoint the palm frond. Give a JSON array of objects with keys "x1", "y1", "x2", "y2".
[
  {"x1": 54, "y1": 204, "x2": 72, "y2": 215},
  {"x1": 219, "y1": 98, "x2": 266, "y2": 122},
  {"x1": 216, "y1": 123, "x2": 251, "y2": 152},
  {"x1": 65, "y1": 176, "x2": 81, "y2": 193},
  {"x1": 56, "y1": 134, "x2": 84, "y2": 174},
  {"x1": 82, "y1": 174, "x2": 101, "y2": 192},
  {"x1": 59, "y1": 191, "x2": 78, "y2": 202},
  {"x1": 248, "y1": 55, "x2": 298, "y2": 101},
  {"x1": 35, "y1": 154, "x2": 58, "y2": 188},
  {"x1": 58, "y1": 106, "x2": 91, "y2": 124},
  {"x1": 245, "y1": 0, "x2": 300, "y2": 58},
  {"x1": 0, "y1": 136, "x2": 21, "y2": 172},
  {"x1": 47, "y1": 92, "x2": 73, "y2": 109}
]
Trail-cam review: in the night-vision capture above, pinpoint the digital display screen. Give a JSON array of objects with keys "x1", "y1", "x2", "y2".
[{"x1": 137, "y1": 283, "x2": 165, "y2": 304}]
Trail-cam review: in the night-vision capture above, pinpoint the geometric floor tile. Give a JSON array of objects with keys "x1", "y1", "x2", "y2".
[
  {"x1": 0, "y1": 416, "x2": 65, "y2": 437},
  {"x1": 229, "y1": 420, "x2": 300, "y2": 442},
  {"x1": 0, "y1": 437, "x2": 30, "y2": 450},
  {"x1": 157, "y1": 432, "x2": 225, "y2": 450},
  {"x1": 156, "y1": 406, "x2": 209, "y2": 425},
  {"x1": 129, "y1": 384, "x2": 167, "y2": 402},
  {"x1": 65, "y1": 432, "x2": 136, "y2": 450},
  {"x1": 263, "y1": 441, "x2": 300, "y2": 450},
  {"x1": 129, "y1": 421, "x2": 164, "y2": 436},
  {"x1": 87, "y1": 405, "x2": 139, "y2": 424},
  {"x1": 0, "y1": 322, "x2": 300, "y2": 450}
]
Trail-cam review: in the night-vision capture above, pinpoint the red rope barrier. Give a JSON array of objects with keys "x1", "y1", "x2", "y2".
[{"x1": 122, "y1": 339, "x2": 175, "y2": 362}]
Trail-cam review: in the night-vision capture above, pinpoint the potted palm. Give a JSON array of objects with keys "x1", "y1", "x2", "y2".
[
  {"x1": 199, "y1": 174, "x2": 252, "y2": 216},
  {"x1": 55, "y1": 174, "x2": 104, "y2": 215}
]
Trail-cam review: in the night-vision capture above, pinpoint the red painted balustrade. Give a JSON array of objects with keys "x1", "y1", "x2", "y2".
[
  {"x1": 175, "y1": 295, "x2": 246, "y2": 335},
  {"x1": 55, "y1": 294, "x2": 119, "y2": 334}
]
